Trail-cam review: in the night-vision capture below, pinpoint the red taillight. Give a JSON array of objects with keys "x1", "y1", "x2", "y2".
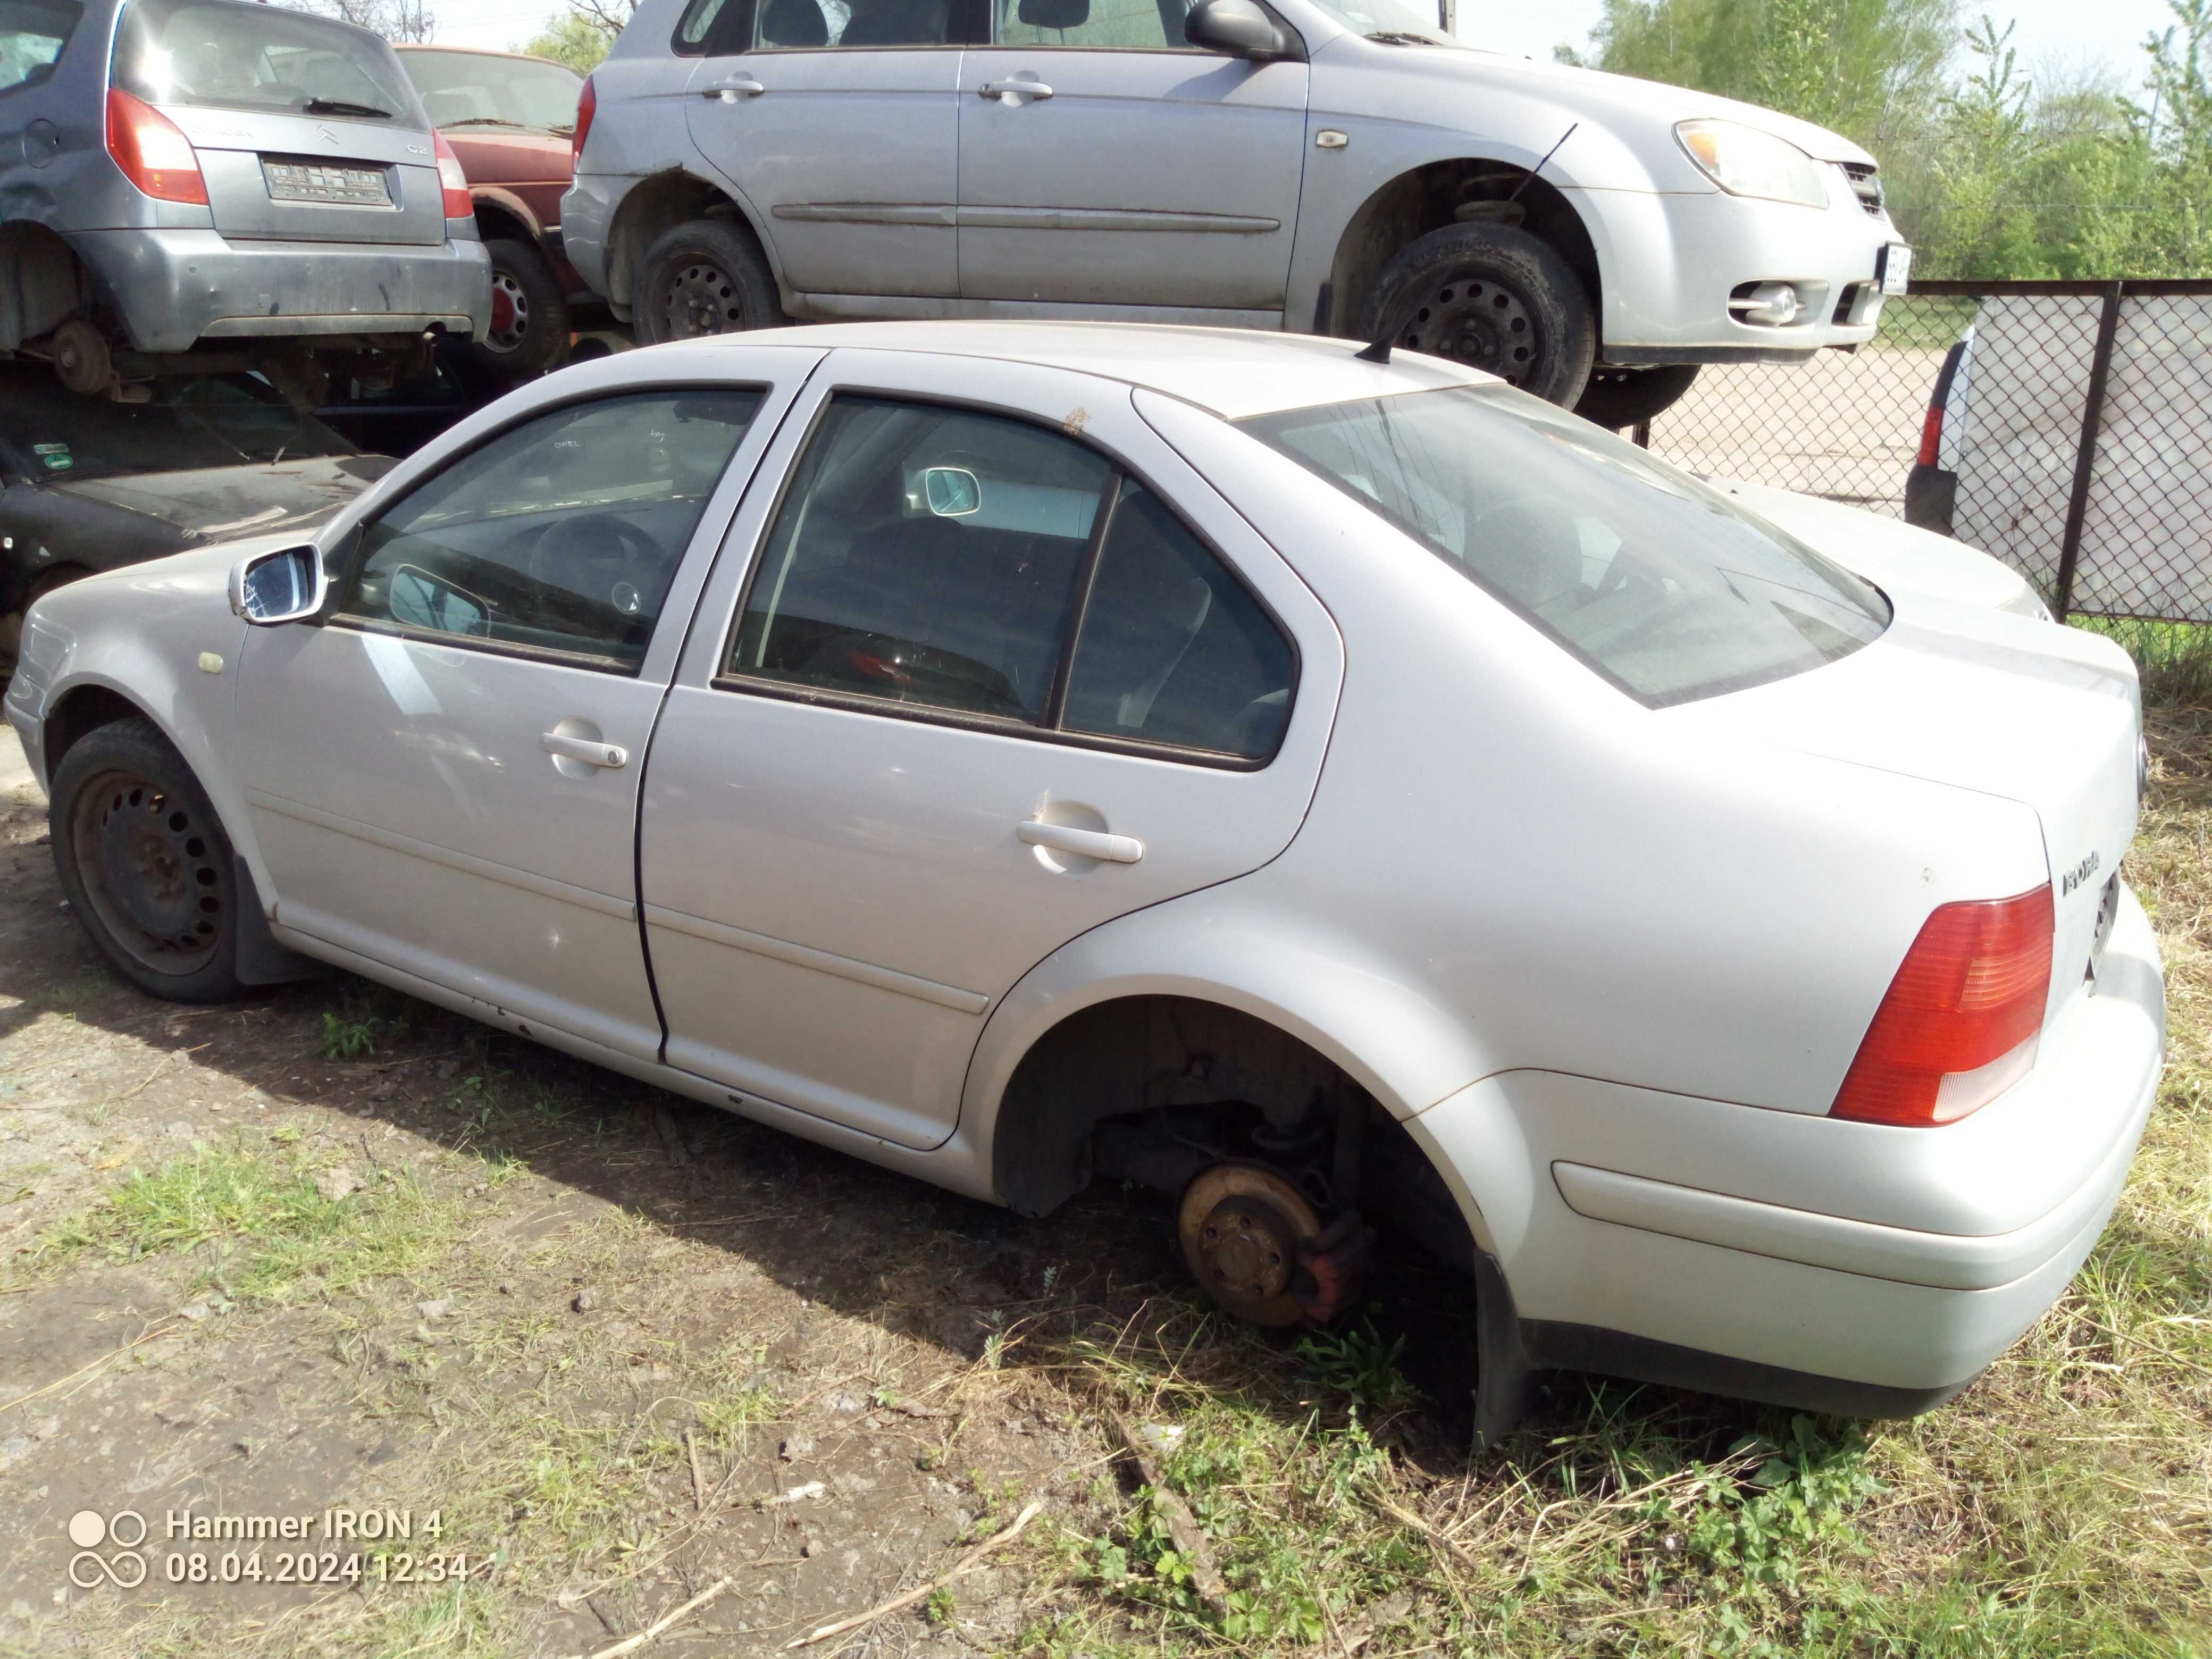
[
  {"x1": 1916, "y1": 402, "x2": 1945, "y2": 467},
  {"x1": 432, "y1": 129, "x2": 473, "y2": 219},
  {"x1": 572, "y1": 74, "x2": 597, "y2": 170},
  {"x1": 1831, "y1": 885, "x2": 2054, "y2": 1127},
  {"x1": 105, "y1": 88, "x2": 207, "y2": 205}
]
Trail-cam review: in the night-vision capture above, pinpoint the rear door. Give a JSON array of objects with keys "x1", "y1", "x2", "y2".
[
  {"x1": 684, "y1": 0, "x2": 971, "y2": 298},
  {"x1": 639, "y1": 347, "x2": 1344, "y2": 1147},
  {"x1": 956, "y1": 0, "x2": 1308, "y2": 311},
  {"x1": 111, "y1": 0, "x2": 447, "y2": 244}
]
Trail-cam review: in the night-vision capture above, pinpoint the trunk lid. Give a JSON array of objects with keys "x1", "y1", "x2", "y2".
[
  {"x1": 1664, "y1": 594, "x2": 2141, "y2": 1034},
  {"x1": 110, "y1": 0, "x2": 447, "y2": 245}
]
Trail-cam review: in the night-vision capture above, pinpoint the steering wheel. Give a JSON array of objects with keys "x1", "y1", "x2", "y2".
[{"x1": 525, "y1": 514, "x2": 667, "y2": 629}]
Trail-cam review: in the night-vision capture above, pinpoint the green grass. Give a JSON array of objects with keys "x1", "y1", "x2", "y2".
[{"x1": 2078, "y1": 617, "x2": 2212, "y2": 709}]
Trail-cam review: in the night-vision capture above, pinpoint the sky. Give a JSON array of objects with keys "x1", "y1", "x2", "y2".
[{"x1": 424, "y1": 0, "x2": 2186, "y2": 90}]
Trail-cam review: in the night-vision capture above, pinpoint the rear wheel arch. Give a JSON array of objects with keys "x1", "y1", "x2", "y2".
[
  {"x1": 606, "y1": 170, "x2": 781, "y2": 311},
  {"x1": 0, "y1": 222, "x2": 91, "y2": 351},
  {"x1": 1324, "y1": 159, "x2": 1602, "y2": 345},
  {"x1": 982, "y1": 988, "x2": 1491, "y2": 1266}
]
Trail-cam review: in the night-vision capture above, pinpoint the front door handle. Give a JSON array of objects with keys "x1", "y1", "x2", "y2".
[
  {"x1": 542, "y1": 731, "x2": 629, "y2": 769},
  {"x1": 703, "y1": 77, "x2": 766, "y2": 100},
  {"x1": 1019, "y1": 819, "x2": 1142, "y2": 864},
  {"x1": 978, "y1": 78, "x2": 1053, "y2": 100}
]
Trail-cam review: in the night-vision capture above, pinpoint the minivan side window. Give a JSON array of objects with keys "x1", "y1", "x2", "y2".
[
  {"x1": 673, "y1": 0, "x2": 756, "y2": 53},
  {"x1": 0, "y1": 0, "x2": 79, "y2": 93},
  {"x1": 341, "y1": 389, "x2": 762, "y2": 671},
  {"x1": 757, "y1": 0, "x2": 962, "y2": 48},
  {"x1": 996, "y1": 0, "x2": 1191, "y2": 48},
  {"x1": 726, "y1": 393, "x2": 1295, "y2": 761}
]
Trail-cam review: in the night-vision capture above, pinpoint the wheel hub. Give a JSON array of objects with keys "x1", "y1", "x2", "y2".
[
  {"x1": 666, "y1": 261, "x2": 742, "y2": 338},
  {"x1": 71, "y1": 770, "x2": 221, "y2": 974},
  {"x1": 1178, "y1": 1163, "x2": 1322, "y2": 1327},
  {"x1": 1395, "y1": 279, "x2": 1538, "y2": 388},
  {"x1": 485, "y1": 271, "x2": 527, "y2": 353}
]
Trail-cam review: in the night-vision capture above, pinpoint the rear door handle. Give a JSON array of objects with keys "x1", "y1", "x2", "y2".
[
  {"x1": 1019, "y1": 819, "x2": 1142, "y2": 864},
  {"x1": 979, "y1": 79, "x2": 1053, "y2": 99},
  {"x1": 703, "y1": 77, "x2": 766, "y2": 99},
  {"x1": 542, "y1": 731, "x2": 629, "y2": 769}
]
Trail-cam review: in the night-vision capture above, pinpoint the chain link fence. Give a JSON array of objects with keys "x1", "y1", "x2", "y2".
[{"x1": 1634, "y1": 280, "x2": 2212, "y2": 627}]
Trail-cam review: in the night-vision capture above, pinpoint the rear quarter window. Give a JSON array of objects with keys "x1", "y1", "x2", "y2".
[{"x1": 0, "y1": 0, "x2": 78, "y2": 93}]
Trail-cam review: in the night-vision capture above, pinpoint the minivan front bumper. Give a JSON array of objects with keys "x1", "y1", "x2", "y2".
[
  {"x1": 70, "y1": 228, "x2": 492, "y2": 354},
  {"x1": 1411, "y1": 881, "x2": 2165, "y2": 1413}
]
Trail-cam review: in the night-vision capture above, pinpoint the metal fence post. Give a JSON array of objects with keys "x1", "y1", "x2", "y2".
[{"x1": 2052, "y1": 281, "x2": 2124, "y2": 623}]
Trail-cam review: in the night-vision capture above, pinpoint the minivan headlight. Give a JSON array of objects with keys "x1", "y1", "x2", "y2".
[{"x1": 1675, "y1": 120, "x2": 1831, "y2": 208}]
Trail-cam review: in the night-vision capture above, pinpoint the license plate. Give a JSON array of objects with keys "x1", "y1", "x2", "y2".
[
  {"x1": 1879, "y1": 241, "x2": 1913, "y2": 295},
  {"x1": 262, "y1": 157, "x2": 392, "y2": 207}
]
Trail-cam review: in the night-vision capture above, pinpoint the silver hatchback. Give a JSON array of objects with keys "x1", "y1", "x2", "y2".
[{"x1": 0, "y1": 0, "x2": 489, "y2": 402}]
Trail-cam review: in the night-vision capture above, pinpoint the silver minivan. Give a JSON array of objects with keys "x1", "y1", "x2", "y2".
[{"x1": 0, "y1": 0, "x2": 490, "y2": 403}]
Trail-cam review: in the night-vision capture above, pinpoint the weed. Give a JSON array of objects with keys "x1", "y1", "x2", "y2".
[
  {"x1": 924, "y1": 1585, "x2": 957, "y2": 1626},
  {"x1": 321, "y1": 1010, "x2": 380, "y2": 1060}
]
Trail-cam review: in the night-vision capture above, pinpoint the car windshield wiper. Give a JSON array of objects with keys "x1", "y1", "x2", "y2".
[
  {"x1": 442, "y1": 116, "x2": 527, "y2": 129},
  {"x1": 1365, "y1": 29, "x2": 1440, "y2": 44},
  {"x1": 301, "y1": 98, "x2": 395, "y2": 119}
]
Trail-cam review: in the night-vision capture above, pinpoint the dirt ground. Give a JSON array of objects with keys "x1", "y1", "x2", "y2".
[{"x1": 0, "y1": 729, "x2": 1480, "y2": 1658}]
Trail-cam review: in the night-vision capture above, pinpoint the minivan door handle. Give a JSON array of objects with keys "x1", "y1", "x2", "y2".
[
  {"x1": 542, "y1": 731, "x2": 629, "y2": 769},
  {"x1": 979, "y1": 78, "x2": 1053, "y2": 100},
  {"x1": 703, "y1": 77, "x2": 766, "y2": 100},
  {"x1": 1018, "y1": 819, "x2": 1142, "y2": 864}
]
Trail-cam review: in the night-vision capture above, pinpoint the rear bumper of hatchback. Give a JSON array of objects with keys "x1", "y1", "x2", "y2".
[
  {"x1": 70, "y1": 228, "x2": 492, "y2": 354},
  {"x1": 1412, "y1": 882, "x2": 2165, "y2": 1413}
]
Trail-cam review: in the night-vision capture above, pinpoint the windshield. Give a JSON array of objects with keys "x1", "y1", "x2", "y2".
[
  {"x1": 0, "y1": 370, "x2": 355, "y2": 482},
  {"x1": 1297, "y1": 0, "x2": 1457, "y2": 43},
  {"x1": 400, "y1": 48, "x2": 582, "y2": 133},
  {"x1": 112, "y1": 0, "x2": 420, "y2": 122},
  {"x1": 1241, "y1": 384, "x2": 1890, "y2": 706}
]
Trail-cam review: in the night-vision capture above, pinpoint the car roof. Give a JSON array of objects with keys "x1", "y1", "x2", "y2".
[{"x1": 709, "y1": 322, "x2": 1493, "y2": 422}]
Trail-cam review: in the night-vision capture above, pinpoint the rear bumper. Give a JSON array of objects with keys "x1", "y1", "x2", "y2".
[
  {"x1": 559, "y1": 180, "x2": 615, "y2": 306},
  {"x1": 1577, "y1": 183, "x2": 1900, "y2": 361},
  {"x1": 1413, "y1": 883, "x2": 2165, "y2": 1406},
  {"x1": 69, "y1": 228, "x2": 492, "y2": 353}
]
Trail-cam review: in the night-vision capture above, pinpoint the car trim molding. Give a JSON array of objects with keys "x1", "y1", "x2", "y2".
[
  {"x1": 640, "y1": 902, "x2": 991, "y2": 1015},
  {"x1": 770, "y1": 204, "x2": 1280, "y2": 235},
  {"x1": 245, "y1": 788, "x2": 636, "y2": 921}
]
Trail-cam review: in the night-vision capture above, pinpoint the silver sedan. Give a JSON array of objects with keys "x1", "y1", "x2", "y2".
[{"x1": 4, "y1": 323, "x2": 2164, "y2": 1440}]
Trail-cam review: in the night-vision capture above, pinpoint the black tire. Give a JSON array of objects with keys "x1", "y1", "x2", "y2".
[
  {"x1": 1363, "y1": 223, "x2": 1597, "y2": 406},
  {"x1": 469, "y1": 238, "x2": 571, "y2": 380},
  {"x1": 51, "y1": 718, "x2": 248, "y2": 1003},
  {"x1": 635, "y1": 218, "x2": 783, "y2": 344},
  {"x1": 1572, "y1": 363, "x2": 1702, "y2": 430}
]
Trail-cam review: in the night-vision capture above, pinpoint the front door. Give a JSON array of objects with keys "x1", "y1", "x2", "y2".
[
  {"x1": 684, "y1": 0, "x2": 972, "y2": 299},
  {"x1": 234, "y1": 372, "x2": 798, "y2": 1060},
  {"x1": 956, "y1": 0, "x2": 1308, "y2": 311},
  {"x1": 639, "y1": 349, "x2": 1342, "y2": 1148}
]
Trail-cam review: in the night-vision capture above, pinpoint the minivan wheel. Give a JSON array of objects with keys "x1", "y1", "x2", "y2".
[
  {"x1": 1364, "y1": 223, "x2": 1597, "y2": 406},
  {"x1": 1573, "y1": 363, "x2": 1702, "y2": 430},
  {"x1": 51, "y1": 718, "x2": 248, "y2": 1003},
  {"x1": 636, "y1": 219, "x2": 782, "y2": 343},
  {"x1": 470, "y1": 238, "x2": 570, "y2": 379}
]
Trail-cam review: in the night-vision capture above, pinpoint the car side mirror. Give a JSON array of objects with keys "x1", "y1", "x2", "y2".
[
  {"x1": 229, "y1": 544, "x2": 325, "y2": 625},
  {"x1": 1185, "y1": 0, "x2": 1294, "y2": 60},
  {"x1": 923, "y1": 466, "x2": 982, "y2": 517}
]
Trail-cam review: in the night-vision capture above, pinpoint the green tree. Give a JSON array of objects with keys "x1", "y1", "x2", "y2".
[{"x1": 517, "y1": 8, "x2": 619, "y2": 69}]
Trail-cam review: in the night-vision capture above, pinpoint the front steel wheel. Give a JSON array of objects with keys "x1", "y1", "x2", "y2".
[
  {"x1": 1364, "y1": 222, "x2": 1597, "y2": 406},
  {"x1": 52, "y1": 718, "x2": 247, "y2": 1002}
]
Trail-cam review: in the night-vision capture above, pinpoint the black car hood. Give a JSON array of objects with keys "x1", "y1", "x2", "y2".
[{"x1": 46, "y1": 455, "x2": 395, "y2": 538}]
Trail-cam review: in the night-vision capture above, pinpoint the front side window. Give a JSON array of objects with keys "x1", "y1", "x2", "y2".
[
  {"x1": 343, "y1": 389, "x2": 762, "y2": 669},
  {"x1": 112, "y1": 0, "x2": 419, "y2": 121},
  {"x1": 757, "y1": 0, "x2": 957, "y2": 47},
  {"x1": 1241, "y1": 384, "x2": 1889, "y2": 706},
  {"x1": 728, "y1": 393, "x2": 1295, "y2": 760},
  {"x1": 997, "y1": 0, "x2": 1189, "y2": 48},
  {"x1": 0, "y1": 0, "x2": 77, "y2": 93}
]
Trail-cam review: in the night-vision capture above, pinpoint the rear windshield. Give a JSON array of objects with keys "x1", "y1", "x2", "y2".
[
  {"x1": 401, "y1": 48, "x2": 581, "y2": 134},
  {"x1": 112, "y1": 0, "x2": 420, "y2": 123},
  {"x1": 0, "y1": 371, "x2": 355, "y2": 482},
  {"x1": 0, "y1": 0, "x2": 78, "y2": 94},
  {"x1": 1241, "y1": 384, "x2": 1890, "y2": 706}
]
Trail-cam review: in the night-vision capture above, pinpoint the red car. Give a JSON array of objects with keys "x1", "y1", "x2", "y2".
[{"x1": 397, "y1": 46, "x2": 596, "y2": 379}]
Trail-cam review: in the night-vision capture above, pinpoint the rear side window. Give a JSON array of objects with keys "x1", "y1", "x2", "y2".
[
  {"x1": 727, "y1": 393, "x2": 1294, "y2": 761},
  {"x1": 756, "y1": 0, "x2": 967, "y2": 47},
  {"x1": 0, "y1": 0, "x2": 78, "y2": 93},
  {"x1": 997, "y1": 0, "x2": 1192, "y2": 48},
  {"x1": 1242, "y1": 384, "x2": 1889, "y2": 707},
  {"x1": 112, "y1": 0, "x2": 421, "y2": 123},
  {"x1": 673, "y1": 0, "x2": 755, "y2": 53}
]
